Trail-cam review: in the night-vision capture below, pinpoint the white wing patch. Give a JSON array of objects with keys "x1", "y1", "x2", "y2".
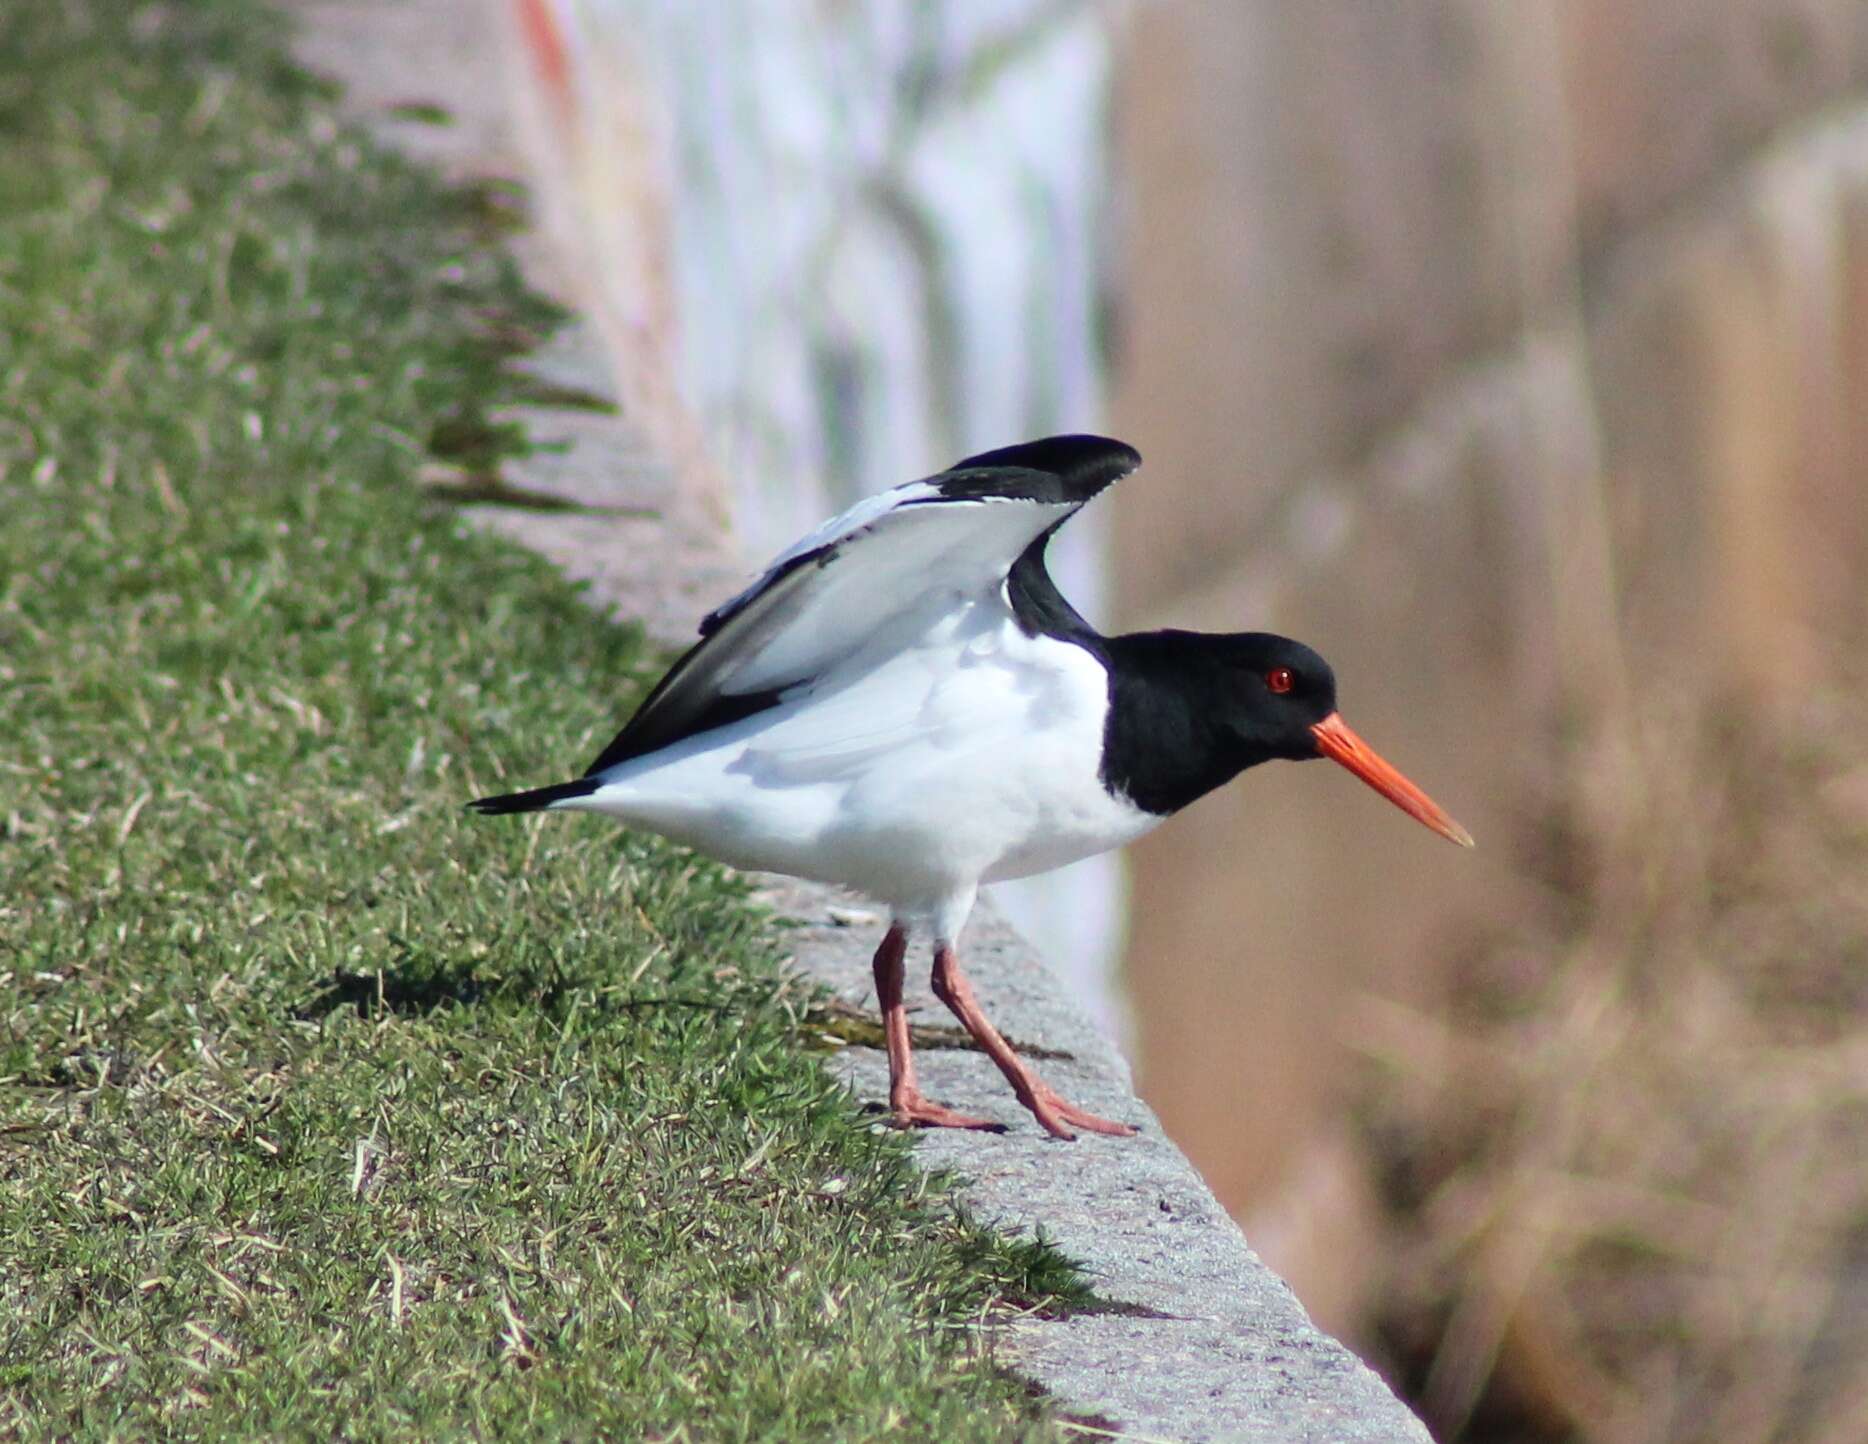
[
  {"x1": 701, "y1": 479, "x2": 946, "y2": 633},
  {"x1": 710, "y1": 499, "x2": 1048, "y2": 696},
  {"x1": 593, "y1": 492, "x2": 1082, "y2": 773}
]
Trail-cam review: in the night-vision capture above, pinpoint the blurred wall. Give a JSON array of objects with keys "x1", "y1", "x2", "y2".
[{"x1": 1112, "y1": 0, "x2": 1868, "y2": 1337}]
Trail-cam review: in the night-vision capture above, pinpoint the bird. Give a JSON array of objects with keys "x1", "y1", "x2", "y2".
[{"x1": 471, "y1": 435, "x2": 1472, "y2": 1140}]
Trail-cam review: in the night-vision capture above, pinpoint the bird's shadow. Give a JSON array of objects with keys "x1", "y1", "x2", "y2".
[
  {"x1": 292, "y1": 962, "x2": 488, "y2": 1021},
  {"x1": 289, "y1": 959, "x2": 741, "y2": 1026}
]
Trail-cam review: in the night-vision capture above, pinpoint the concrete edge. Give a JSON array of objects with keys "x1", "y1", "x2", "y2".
[
  {"x1": 287, "y1": 6, "x2": 1431, "y2": 1439},
  {"x1": 764, "y1": 880, "x2": 1430, "y2": 1444}
]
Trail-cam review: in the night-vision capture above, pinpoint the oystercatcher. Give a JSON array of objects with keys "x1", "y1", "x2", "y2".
[{"x1": 473, "y1": 435, "x2": 1471, "y2": 1139}]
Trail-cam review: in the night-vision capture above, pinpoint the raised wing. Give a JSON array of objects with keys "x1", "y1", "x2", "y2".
[{"x1": 585, "y1": 434, "x2": 1140, "y2": 774}]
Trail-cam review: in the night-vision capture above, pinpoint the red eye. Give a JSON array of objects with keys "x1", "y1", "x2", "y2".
[{"x1": 1266, "y1": 666, "x2": 1295, "y2": 694}]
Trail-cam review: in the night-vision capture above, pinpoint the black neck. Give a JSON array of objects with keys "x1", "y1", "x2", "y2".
[
  {"x1": 1098, "y1": 632, "x2": 1273, "y2": 815},
  {"x1": 1004, "y1": 535, "x2": 1281, "y2": 817},
  {"x1": 1005, "y1": 525, "x2": 1099, "y2": 645}
]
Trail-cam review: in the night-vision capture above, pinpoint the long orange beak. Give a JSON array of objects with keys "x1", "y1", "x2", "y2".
[{"x1": 1309, "y1": 713, "x2": 1474, "y2": 848}]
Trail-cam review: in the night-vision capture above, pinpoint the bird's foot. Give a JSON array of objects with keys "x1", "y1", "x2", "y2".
[
  {"x1": 890, "y1": 1091, "x2": 1006, "y2": 1132},
  {"x1": 1019, "y1": 1084, "x2": 1139, "y2": 1142}
]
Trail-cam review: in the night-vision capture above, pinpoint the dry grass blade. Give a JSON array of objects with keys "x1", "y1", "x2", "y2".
[{"x1": 1361, "y1": 677, "x2": 1868, "y2": 1443}]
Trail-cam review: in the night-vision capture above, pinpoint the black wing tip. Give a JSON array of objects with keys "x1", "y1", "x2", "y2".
[
  {"x1": 467, "y1": 777, "x2": 599, "y2": 815},
  {"x1": 582, "y1": 684, "x2": 785, "y2": 778},
  {"x1": 938, "y1": 434, "x2": 1141, "y2": 504}
]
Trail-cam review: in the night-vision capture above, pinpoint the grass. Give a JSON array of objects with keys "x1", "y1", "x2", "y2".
[{"x1": 0, "y1": 2, "x2": 1084, "y2": 1436}]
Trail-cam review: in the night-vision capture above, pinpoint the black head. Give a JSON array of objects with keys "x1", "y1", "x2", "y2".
[
  {"x1": 1099, "y1": 629, "x2": 1335, "y2": 811},
  {"x1": 1214, "y1": 633, "x2": 1339, "y2": 762},
  {"x1": 1100, "y1": 628, "x2": 1472, "y2": 845}
]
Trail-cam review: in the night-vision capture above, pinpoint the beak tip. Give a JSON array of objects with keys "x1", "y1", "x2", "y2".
[{"x1": 1312, "y1": 712, "x2": 1475, "y2": 851}]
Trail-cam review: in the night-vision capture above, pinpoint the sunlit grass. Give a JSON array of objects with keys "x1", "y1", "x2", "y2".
[{"x1": 0, "y1": 2, "x2": 1078, "y2": 1436}]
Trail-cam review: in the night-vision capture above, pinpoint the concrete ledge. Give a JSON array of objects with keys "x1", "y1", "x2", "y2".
[
  {"x1": 766, "y1": 880, "x2": 1429, "y2": 1443},
  {"x1": 292, "y1": 5, "x2": 1431, "y2": 1438}
]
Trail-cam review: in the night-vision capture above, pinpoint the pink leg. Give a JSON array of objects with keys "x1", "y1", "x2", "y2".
[
  {"x1": 871, "y1": 925, "x2": 1000, "y2": 1131},
  {"x1": 930, "y1": 945, "x2": 1137, "y2": 1141}
]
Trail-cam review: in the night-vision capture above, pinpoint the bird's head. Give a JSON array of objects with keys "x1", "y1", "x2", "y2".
[
  {"x1": 1223, "y1": 633, "x2": 1473, "y2": 847},
  {"x1": 1220, "y1": 634, "x2": 1339, "y2": 759}
]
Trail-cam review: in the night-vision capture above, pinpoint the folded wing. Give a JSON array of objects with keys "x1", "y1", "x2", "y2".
[{"x1": 585, "y1": 434, "x2": 1140, "y2": 774}]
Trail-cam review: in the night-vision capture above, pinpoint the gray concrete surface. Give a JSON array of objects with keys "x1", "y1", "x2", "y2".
[
  {"x1": 290, "y1": 5, "x2": 1432, "y2": 1437},
  {"x1": 765, "y1": 882, "x2": 1430, "y2": 1443}
]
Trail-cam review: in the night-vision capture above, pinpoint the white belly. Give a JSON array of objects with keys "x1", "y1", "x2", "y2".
[{"x1": 568, "y1": 608, "x2": 1161, "y2": 910}]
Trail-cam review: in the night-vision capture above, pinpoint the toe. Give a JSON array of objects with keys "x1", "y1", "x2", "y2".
[
  {"x1": 1045, "y1": 1092, "x2": 1138, "y2": 1137},
  {"x1": 892, "y1": 1095, "x2": 1006, "y2": 1131},
  {"x1": 1061, "y1": 1110, "x2": 1137, "y2": 1137},
  {"x1": 1012, "y1": 1090, "x2": 1080, "y2": 1141}
]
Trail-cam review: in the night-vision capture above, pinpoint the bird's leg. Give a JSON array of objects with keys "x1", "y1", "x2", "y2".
[
  {"x1": 930, "y1": 944, "x2": 1137, "y2": 1141},
  {"x1": 871, "y1": 924, "x2": 1001, "y2": 1131}
]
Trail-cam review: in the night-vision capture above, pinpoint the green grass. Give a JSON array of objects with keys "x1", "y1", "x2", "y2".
[{"x1": 0, "y1": 2, "x2": 1082, "y2": 1437}]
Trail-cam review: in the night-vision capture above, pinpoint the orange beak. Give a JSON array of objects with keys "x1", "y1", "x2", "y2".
[{"x1": 1309, "y1": 713, "x2": 1474, "y2": 848}]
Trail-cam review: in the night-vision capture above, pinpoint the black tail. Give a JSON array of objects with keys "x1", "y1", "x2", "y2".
[{"x1": 468, "y1": 777, "x2": 600, "y2": 815}]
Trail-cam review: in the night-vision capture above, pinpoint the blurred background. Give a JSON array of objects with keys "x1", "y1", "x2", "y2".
[{"x1": 478, "y1": 1, "x2": 1868, "y2": 1438}]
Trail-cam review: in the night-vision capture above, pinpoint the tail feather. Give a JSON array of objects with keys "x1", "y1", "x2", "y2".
[{"x1": 468, "y1": 777, "x2": 600, "y2": 815}]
